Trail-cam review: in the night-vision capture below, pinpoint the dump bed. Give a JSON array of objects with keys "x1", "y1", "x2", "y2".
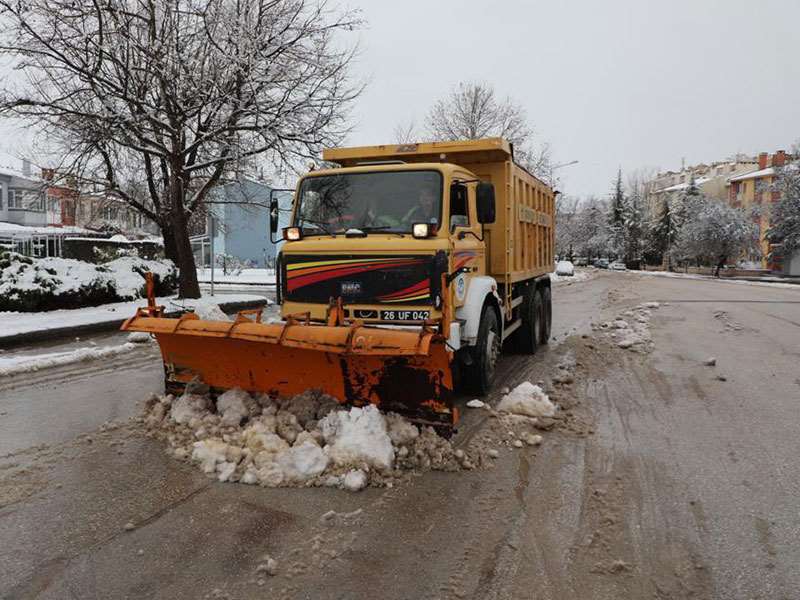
[{"x1": 323, "y1": 138, "x2": 555, "y2": 285}]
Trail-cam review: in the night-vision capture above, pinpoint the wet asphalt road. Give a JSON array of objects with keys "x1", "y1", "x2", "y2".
[{"x1": 1, "y1": 270, "x2": 799, "y2": 599}]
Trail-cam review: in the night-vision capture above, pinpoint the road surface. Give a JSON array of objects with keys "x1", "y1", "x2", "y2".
[{"x1": 1, "y1": 270, "x2": 799, "y2": 599}]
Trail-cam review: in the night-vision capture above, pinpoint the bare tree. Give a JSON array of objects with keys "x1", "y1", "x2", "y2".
[
  {"x1": 424, "y1": 81, "x2": 551, "y2": 179},
  {"x1": 0, "y1": 0, "x2": 362, "y2": 297},
  {"x1": 392, "y1": 120, "x2": 418, "y2": 144}
]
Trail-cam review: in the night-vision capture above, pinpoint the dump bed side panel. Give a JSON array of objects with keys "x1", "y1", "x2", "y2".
[{"x1": 506, "y1": 163, "x2": 555, "y2": 283}]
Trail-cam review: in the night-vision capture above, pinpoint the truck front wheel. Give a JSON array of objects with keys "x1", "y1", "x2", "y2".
[{"x1": 468, "y1": 305, "x2": 501, "y2": 395}]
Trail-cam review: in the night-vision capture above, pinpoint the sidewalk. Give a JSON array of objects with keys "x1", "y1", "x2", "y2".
[
  {"x1": 634, "y1": 269, "x2": 800, "y2": 288},
  {"x1": 0, "y1": 293, "x2": 269, "y2": 348},
  {"x1": 196, "y1": 268, "x2": 275, "y2": 285}
]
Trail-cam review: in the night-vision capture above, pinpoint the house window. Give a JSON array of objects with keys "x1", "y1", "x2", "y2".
[{"x1": 8, "y1": 189, "x2": 18, "y2": 208}]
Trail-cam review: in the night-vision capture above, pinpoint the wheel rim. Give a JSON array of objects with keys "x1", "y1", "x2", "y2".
[{"x1": 486, "y1": 328, "x2": 500, "y2": 379}]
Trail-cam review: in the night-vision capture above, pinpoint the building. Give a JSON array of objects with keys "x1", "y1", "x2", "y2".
[
  {"x1": 0, "y1": 162, "x2": 79, "y2": 228},
  {"x1": 75, "y1": 190, "x2": 159, "y2": 235},
  {"x1": 645, "y1": 157, "x2": 758, "y2": 220},
  {"x1": 727, "y1": 150, "x2": 796, "y2": 271},
  {"x1": 198, "y1": 178, "x2": 289, "y2": 268}
]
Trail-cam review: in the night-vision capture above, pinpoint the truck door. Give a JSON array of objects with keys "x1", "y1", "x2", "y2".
[{"x1": 449, "y1": 180, "x2": 485, "y2": 309}]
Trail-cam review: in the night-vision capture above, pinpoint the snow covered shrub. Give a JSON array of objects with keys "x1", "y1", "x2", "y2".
[{"x1": 0, "y1": 251, "x2": 177, "y2": 311}]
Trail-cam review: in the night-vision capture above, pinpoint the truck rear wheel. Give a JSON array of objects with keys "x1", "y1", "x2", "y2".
[
  {"x1": 468, "y1": 305, "x2": 500, "y2": 395},
  {"x1": 514, "y1": 287, "x2": 541, "y2": 354},
  {"x1": 540, "y1": 286, "x2": 552, "y2": 345}
]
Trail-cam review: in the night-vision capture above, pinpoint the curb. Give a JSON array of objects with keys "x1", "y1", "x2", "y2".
[{"x1": 0, "y1": 298, "x2": 269, "y2": 349}]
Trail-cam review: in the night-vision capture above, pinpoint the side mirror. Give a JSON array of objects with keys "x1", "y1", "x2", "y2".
[{"x1": 476, "y1": 182, "x2": 496, "y2": 224}]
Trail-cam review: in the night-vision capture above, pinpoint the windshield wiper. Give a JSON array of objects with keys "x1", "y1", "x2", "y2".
[{"x1": 299, "y1": 219, "x2": 336, "y2": 236}]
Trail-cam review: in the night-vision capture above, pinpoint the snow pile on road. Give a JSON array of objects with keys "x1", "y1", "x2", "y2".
[
  {"x1": 497, "y1": 382, "x2": 556, "y2": 418},
  {"x1": 0, "y1": 251, "x2": 176, "y2": 311},
  {"x1": 594, "y1": 302, "x2": 661, "y2": 351},
  {"x1": 140, "y1": 389, "x2": 493, "y2": 491},
  {"x1": 320, "y1": 405, "x2": 395, "y2": 470}
]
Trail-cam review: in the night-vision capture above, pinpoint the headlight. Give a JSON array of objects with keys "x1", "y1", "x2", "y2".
[
  {"x1": 412, "y1": 223, "x2": 429, "y2": 239},
  {"x1": 283, "y1": 226, "x2": 302, "y2": 241}
]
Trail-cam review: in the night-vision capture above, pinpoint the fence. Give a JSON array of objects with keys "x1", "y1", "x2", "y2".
[{"x1": 0, "y1": 233, "x2": 66, "y2": 258}]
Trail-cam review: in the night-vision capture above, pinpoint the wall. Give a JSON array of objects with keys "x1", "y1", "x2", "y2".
[{"x1": 211, "y1": 179, "x2": 290, "y2": 267}]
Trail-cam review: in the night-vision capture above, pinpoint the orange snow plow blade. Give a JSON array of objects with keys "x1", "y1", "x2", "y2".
[{"x1": 121, "y1": 303, "x2": 457, "y2": 430}]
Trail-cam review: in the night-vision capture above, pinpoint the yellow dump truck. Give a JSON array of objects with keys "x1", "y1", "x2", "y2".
[{"x1": 123, "y1": 138, "x2": 555, "y2": 434}]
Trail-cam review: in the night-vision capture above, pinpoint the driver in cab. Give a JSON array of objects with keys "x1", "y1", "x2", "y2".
[{"x1": 402, "y1": 188, "x2": 438, "y2": 229}]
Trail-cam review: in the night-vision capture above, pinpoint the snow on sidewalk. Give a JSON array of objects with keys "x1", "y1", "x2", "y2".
[
  {"x1": 196, "y1": 268, "x2": 275, "y2": 285},
  {"x1": 626, "y1": 269, "x2": 800, "y2": 290},
  {"x1": 0, "y1": 293, "x2": 268, "y2": 340}
]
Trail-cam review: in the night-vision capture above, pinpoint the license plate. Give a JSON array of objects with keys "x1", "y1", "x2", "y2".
[{"x1": 380, "y1": 310, "x2": 430, "y2": 321}]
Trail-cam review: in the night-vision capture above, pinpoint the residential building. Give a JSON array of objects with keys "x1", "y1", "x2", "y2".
[
  {"x1": 726, "y1": 150, "x2": 796, "y2": 271},
  {"x1": 198, "y1": 178, "x2": 289, "y2": 268},
  {"x1": 1, "y1": 162, "x2": 80, "y2": 228},
  {"x1": 0, "y1": 169, "x2": 46, "y2": 227},
  {"x1": 75, "y1": 190, "x2": 159, "y2": 235},
  {"x1": 645, "y1": 157, "x2": 757, "y2": 220}
]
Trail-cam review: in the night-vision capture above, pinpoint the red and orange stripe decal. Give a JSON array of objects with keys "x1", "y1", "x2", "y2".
[{"x1": 285, "y1": 257, "x2": 425, "y2": 293}]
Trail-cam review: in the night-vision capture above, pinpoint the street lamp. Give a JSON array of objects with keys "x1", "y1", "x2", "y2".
[{"x1": 548, "y1": 160, "x2": 579, "y2": 192}]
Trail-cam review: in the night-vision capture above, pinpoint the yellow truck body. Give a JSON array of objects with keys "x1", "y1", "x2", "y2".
[{"x1": 123, "y1": 138, "x2": 556, "y2": 433}]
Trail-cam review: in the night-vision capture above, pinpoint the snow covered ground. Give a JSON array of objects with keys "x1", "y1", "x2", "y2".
[
  {"x1": 0, "y1": 293, "x2": 268, "y2": 340},
  {"x1": 196, "y1": 268, "x2": 275, "y2": 285}
]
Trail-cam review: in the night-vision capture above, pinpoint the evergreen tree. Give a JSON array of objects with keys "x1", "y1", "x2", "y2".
[
  {"x1": 624, "y1": 192, "x2": 643, "y2": 263},
  {"x1": 648, "y1": 198, "x2": 678, "y2": 268},
  {"x1": 608, "y1": 168, "x2": 627, "y2": 259}
]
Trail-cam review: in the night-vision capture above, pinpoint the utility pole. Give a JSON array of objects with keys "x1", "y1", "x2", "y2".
[{"x1": 209, "y1": 214, "x2": 215, "y2": 297}]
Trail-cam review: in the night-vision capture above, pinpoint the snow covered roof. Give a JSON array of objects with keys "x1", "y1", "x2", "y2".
[
  {"x1": 728, "y1": 167, "x2": 775, "y2": 182},
  {"x1": 0, "y1": 170, "x2": 43, "y2": 188},
  {"x1": 655, "y1": 176, "x2": 712, "y2": 194},
  {"x1": 0, "y1": 222, "x2": 92, "y2": 236}
]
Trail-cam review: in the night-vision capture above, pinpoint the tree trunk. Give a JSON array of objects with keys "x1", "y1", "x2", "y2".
[
  {"x1": 714, "y1": 256, "x2": 726, "y2": 278},
  {"x1": 161, "y1": 220, "x2": 179, "y2": 264},
  {"x1": 167, "y1": 171, "x2": 201, "y2": 299},
  {"x1": 171, "y1": 206, "x2": 201, "y2": 298}
]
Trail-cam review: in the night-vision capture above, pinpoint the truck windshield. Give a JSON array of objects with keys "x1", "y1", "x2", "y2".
[{"x1": 294, "y1": 170, "x2": 442, "y2": 234}]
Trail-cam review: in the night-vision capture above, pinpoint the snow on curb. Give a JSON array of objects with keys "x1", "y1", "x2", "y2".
[
  {"x1": 0, "y1": 342, "x2": 142, "y2": 377},
  {"x1": 0, "y1": 293, "x2": 267, "y2": 340}
]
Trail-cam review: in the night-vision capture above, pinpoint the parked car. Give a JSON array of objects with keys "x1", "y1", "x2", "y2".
[
  {"x1": 574, "y1": 257, "x2": 589, "y2": 266},
  {"x1": 555, "y1": 260, "x2": 574, "y2": 276},
  {"x1": 594, "y1": 258, "x2": 609, "y2": 269},
  {"x1": 609, "y1": 261, "x2": 627, "y2": 271}
]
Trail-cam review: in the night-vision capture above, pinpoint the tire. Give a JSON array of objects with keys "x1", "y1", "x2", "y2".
[
  {"x1": 468, "y1": 305, "x2": 501, "y2": 395},
  {"x1": 514, "y1": 286, "x2": 541, "y2": 354},
  {"x1": 540, "y1": 286, "x2": 552, "y2": 345}
]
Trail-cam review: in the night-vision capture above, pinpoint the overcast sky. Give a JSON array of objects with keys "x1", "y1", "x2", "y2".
[
  {"x1": 2, "y1": 0, "x2": 799, "y2": 197},
  {"x1": 348, "y1": 0, "x2": 800, "y2": 196}
]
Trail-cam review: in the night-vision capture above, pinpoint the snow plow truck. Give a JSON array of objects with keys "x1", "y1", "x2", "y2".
[{"x1": 122, "y1": 138, "x2": 555, "y2": 435}]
